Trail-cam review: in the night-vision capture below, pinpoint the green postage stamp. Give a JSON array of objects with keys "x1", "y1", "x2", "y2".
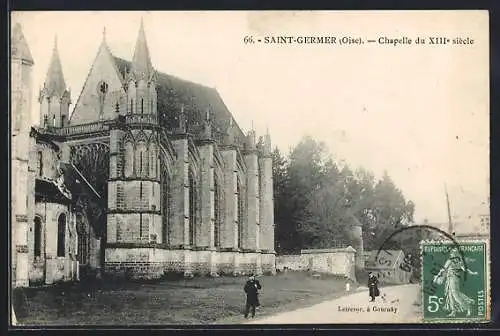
[{"x1": 421, "y1": 240, "x2": 490, "y2": 323}]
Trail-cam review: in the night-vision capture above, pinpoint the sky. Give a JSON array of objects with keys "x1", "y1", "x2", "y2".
[{"x1": 11, "y1": 11, "x2": 490, "y2": 228}]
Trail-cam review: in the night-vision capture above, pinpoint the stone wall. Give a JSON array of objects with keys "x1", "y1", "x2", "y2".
[
  {"x1": 28, "y1": 202, "x2": 79, "y2": 285},
  {"x1": 276, "y1": 247, "x2": 356, "y2": 280},
  {"x1": 104, "y1": 247, "x2": 275, "y2": 279},
  {"x1": 11, "y1": 49, "x2": 33, "y2": 288},
  {"x1": 276, "y1": 254, "x2": 310, "y2": 272}
]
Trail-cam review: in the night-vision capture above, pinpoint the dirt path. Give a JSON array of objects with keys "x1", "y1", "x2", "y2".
[{"x1": 244, "y1": 284, "x2": 422, "y2": 324}]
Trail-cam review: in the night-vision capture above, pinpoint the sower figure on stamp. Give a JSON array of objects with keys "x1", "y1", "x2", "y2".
[
  {"x1": 368, "y1": 272, "x2": 380, "y2": 302},
  {"x1": 244, "y1": 274, "x2": 262, "y2": 318},
  {"x1": 433, "y1": 247, "x2": 478, "y2": 317}
]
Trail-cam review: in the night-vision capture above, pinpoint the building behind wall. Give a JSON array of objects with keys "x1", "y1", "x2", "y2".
[{"x1": 11, "y1": 21, "x2": 276, "y2": 287}]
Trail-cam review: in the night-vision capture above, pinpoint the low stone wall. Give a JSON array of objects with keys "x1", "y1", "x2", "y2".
[
  {"x1": 276, "y1": 254, "x2": 310, "y2": 272},
  {"x1": 276, "y1": 247, "x2": 356, "y2": 280},
  {"x1": 104, "y1": 247, "x2": 276, "y2": 279},
  {"x1": 261, "y1": 252, "x2": 276, "y2": 275},
  {"x1": 43, "y1": 257, "x2": 79, "y2": 284}
]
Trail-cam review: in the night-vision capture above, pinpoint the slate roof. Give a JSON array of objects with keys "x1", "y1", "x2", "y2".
[
  {"x1": 42, "y1": 38, "x2": 68, "y2": 97},
  {"x1": 113, "y1": 56, "x2": 246, "y2": 147}
]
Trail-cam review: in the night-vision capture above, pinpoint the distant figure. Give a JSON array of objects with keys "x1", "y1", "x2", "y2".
[
  {"x1": 345, "y1": 281, "x2": 351, "y2": 292},
  {"x1": 244, "y1": 274, "x2": 262, "y2": 318},
  {"x1": 368, "y1": 272, "x2": 379, "y2": 302}
]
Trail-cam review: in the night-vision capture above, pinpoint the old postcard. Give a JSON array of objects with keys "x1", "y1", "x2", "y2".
[{"x1": 10, "y1": 10, "x2": 490, "y2": 326}]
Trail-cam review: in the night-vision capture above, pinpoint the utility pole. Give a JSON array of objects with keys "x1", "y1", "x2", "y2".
[{"x1": 445, "y1": 183, "x2": 454, "y2": 235}]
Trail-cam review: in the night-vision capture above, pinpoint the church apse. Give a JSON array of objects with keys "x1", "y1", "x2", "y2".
[{"x1": 15, "y1": 21, "x2": 276, "y2": 285}]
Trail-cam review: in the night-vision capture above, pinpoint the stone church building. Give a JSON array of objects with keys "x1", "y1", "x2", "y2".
[{"x1": 11, "y1": 21, "x2": 275, "y2": 287}]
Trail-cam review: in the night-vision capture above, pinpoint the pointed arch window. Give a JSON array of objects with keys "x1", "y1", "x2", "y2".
[
  {"x1": 188, "y1": 169, "x2": 197, "y2": 246},
  {"x1": 124, "y1": 142, "x2": 134, "y2": 177},
  {"x1": 149, "y1": 143, "x2": 157, "y2": 178},
  {"x1": 76, "y1": 214, "x2": 88, "y2": 265},
  {"x1": 37, "y1": 151, "x2": 43, "y2": 177},
  {"x1": 34, "y1": 217, "x2": 42, "y2": 257},
  {"x1": 236, "y1": 175, "x2": 244, "y2": 248},
  {"x1": 161, "y1": 167, "x2": 172, "y2": 246},
  {"x1": 135, "y1": 142, "x2": 147, "y2": 177},
  {"x1": 57, "y1": 213, "x2": 66, "y2": 257},
  {"x1": 214, "y1": 174, "x2": 221, "y2": 247}
]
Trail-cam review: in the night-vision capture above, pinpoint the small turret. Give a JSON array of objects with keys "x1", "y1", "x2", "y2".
[
  {"x1": 246, "y1": 123, "x2": 256, "y2": 150},
  {"x1": 126, "y1": 20, "x2": 157, "y2": 117},
  {"x1": 39, "y1": 36, "x2": 71, "y2": 128},
  {"x1": 259, "y1": 127, "x2": 272, "y2": 156},
  {"x1": 200, "y1": 108, "x2": 212, "y2": 140},
  {"x1": 130, "y1": 18, "x2": 154, "y2": 81},
  {"x1": 223, "y1": 117, "x2": 235, "y2": 146}
]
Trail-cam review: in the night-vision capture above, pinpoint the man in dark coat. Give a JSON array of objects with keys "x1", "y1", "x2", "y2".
[
  {"x1": 368, "y1": 272, "x2": 380, "y2": 302},
  {"x1": 244, "y1": 274, "x2": 262, "y2": 318}
]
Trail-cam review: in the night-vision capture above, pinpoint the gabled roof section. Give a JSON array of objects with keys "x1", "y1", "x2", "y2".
[
  {"x1": 60, "y1": 162, "x2": 102, "y2": 201},
  {"x1": 364, "y1": 250, "x2": 405, "y2": 269},
  {"x1": 42, "y1": 36, "x2": 67, "y2": 97},
  {"x1": 112, "y1": 55, "x2": 245, "y2": 146},
  {"x1": 11, "y1": 23, "x2": 34, "y2": 64}
]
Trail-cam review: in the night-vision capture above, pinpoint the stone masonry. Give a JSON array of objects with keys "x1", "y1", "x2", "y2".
[{"x1": 11, "y1": 20, "x2": 276, "y2": 286}]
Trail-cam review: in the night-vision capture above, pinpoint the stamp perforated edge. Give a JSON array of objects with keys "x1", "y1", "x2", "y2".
[{"x1": 419, "y1": 238, "x2": 491, "y2": 324}]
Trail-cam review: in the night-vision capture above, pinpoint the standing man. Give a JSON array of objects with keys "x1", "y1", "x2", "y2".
[
  {"x1": 244, "y1": 274, "x2": 262, "y2": 318},
  {"x1": 368, "y1": 272, "x2": 380, "y2": 302}
]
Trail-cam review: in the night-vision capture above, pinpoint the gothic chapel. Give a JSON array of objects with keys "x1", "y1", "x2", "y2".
[{"x1": 11, "y1": 21, "x2": 275, "y2": 287}]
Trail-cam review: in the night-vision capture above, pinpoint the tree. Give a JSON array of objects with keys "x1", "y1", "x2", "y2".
[
  {"x1": 272, "y1": 147, "x2": 289, "y2": 253},
  {"x1": 276, "y1": 136, "x2": 328, "y2": 252},
  {"x1": 272, "y1": 136, "x2": 416, "y2": 254}
]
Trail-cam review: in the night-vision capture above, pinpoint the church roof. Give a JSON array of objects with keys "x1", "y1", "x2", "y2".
[
  {"x1": 112, "y1": 56, "x2": 245, "y2": 146},
  {"x1": 11, "y1": 23, "x2": 34, "y2": 64},
  {"x1": 42, "y1": 37, "x2": 68, "y2": 97}
]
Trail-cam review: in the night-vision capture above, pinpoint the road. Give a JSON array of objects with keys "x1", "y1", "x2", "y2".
[{"x1": 245, "y1": 284, "x2": 422, "y2": 324}]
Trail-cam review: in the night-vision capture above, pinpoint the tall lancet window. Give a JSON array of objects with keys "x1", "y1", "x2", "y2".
[
  {"x1": 124, "y1": 142, "x2": 134, "y2": 177},
  {"x1": 34, "y1": 217, "x2": 42, "y2": 257},
  {"x1": 236, "y1": 176, "x2": 244, "y2": 248},
  {"x1": 57, "y1": 213, "x2": 66, "y2": 257},
  {"x1": 37, "y1": 151, "x2": 43, "y2": 177},
  {"x1": 161, "y1": 168, "x2": 172, "y2": 245},
  {"x1": 98, "y1": 81, "x2": 108, "y2": 119},
  {"x1": 141, "y1": 99, "x2": 144, "y2": 114},
  {"x1": 149, "y1": 143, "x2": 157, "y2": 178},
  {"x1": 135, "y1": 142, "x2": 147, "y2": 177},
  {"x1": 130, "y1": 99, "x2": 134, "y2": 114},
  {"x1": 214, "y1": 175, "x2": 221, "y2": 247},
  {"x1": 188, "y1": 169, "x2": 197, "y2": 246}
]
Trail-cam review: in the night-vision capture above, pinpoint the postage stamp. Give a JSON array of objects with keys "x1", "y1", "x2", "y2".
[{"x1": 421, "y1": 240, "x2": 490, "y2": 323}]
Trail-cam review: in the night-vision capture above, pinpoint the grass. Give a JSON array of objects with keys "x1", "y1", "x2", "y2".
[{"x1": 12, "y1": 271, "x2": 357, "y2": 326}]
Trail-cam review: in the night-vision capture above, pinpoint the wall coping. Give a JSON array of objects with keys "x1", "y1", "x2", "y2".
[{"x1": 300, "y1": 246, "x2": 356, "y2": 254}]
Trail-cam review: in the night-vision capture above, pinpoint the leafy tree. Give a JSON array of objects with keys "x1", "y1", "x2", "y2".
[{"x1": 272, "y1": 136, "x2": 416, "y2": 255}]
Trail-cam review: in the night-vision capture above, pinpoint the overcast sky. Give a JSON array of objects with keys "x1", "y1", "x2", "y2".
[{"x1": 12, "y1": 11, "x2": 489, "y2": 228}]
